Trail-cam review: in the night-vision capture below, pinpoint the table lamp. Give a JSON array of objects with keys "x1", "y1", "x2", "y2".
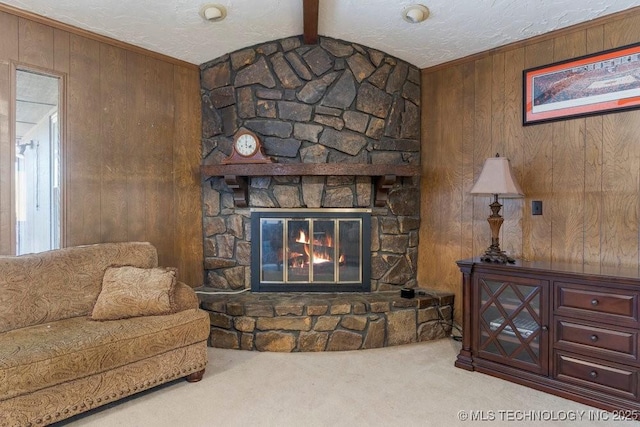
[{"x1": 470, "y1": 154, "x2": 524, "y2": 263}]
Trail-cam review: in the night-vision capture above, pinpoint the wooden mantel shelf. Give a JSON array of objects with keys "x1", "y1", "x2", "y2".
[{"x1": 201, "y1": 163, "x2": 420, "y2": 207}]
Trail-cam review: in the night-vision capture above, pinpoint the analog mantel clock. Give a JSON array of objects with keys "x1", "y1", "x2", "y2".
[{"x1": 222, "y1": 129, "x2": 273, "y2": 164}]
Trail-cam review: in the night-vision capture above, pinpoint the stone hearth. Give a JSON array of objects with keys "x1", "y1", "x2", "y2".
[{"x1": 199, "y1": 290, "x2": 454, "y2": 352}]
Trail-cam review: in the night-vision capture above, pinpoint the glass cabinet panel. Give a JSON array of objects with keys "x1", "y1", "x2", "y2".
[{"x1": 476, "y1": 274, "x2": 548, "y2": 375}]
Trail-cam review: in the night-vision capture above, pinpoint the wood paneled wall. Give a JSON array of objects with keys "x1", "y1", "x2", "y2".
[
  {"x1": 419, "y1": 9, "x2": 640, "y2": 323},
  {"x1": 0, "y1": 8, "x2": 203, "y2": 286}
]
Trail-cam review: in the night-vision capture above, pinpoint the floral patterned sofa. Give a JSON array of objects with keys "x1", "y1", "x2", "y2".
[{"x1": 0, "y1": 242, "x2": 210, "y2": 426}]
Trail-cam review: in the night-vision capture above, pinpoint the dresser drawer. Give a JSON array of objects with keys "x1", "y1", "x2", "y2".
[
  {"x1": 555, "y1": 283, "x2": 638, "y2": 323},
  {"x1": 555, "y1": 319, "x2": 637, "y2": 362},
  {"x1": 555, "y1": 352, "x2": 638, "y2": 399}
]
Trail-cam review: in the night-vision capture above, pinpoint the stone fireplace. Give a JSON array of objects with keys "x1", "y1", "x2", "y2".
[
  {"x1": 197, "y1": 36, "x2": 455, "y2": 351},
  {"x1": 200, "y1": 36, "x2": 421, "y2": 293}
]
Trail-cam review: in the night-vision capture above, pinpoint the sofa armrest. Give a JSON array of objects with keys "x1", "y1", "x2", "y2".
[{"x1": 173, "y1": 281, "x2": 200, "y2": 312}]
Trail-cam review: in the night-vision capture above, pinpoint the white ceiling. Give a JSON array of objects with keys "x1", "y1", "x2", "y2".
[{"x1": 2, "y1": 0, "x2": 640, "y2": 68}]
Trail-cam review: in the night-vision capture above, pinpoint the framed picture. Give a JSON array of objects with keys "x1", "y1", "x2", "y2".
[{"x1": 523, "y1": 42, "x2": 640, "y2": 125}]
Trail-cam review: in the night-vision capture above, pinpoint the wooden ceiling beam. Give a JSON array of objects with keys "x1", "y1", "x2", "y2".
[{"x1": 303, "y1": 0, "x2": 319, "y2": 45}]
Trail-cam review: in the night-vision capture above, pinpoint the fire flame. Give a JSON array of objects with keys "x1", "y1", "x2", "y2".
[{"x1": 294, "y1": 229, "x2": 337, "y2": 264}]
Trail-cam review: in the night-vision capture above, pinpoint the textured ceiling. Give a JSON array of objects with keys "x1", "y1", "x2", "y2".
[{"x1": 2, "y1": 0, "x2": 640, "y2": 68}]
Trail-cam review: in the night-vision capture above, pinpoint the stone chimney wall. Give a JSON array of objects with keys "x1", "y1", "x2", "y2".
[{"x1": 200, "y1": 36, "x2": 421, "y2": 291}]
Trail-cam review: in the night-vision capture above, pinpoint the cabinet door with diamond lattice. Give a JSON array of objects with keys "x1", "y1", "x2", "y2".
[{"x1": 474, "y1": 273, "x2": 550, "y2": 375}]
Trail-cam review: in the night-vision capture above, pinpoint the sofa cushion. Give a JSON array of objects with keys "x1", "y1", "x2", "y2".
[
  {"x1": 91, "y1": 266, "x2": 177, "y2": 320},
  {"x1": 0, "y1": 309, "x2": 210, "y2": 401},
  {"x1": 0, "y1": 242, "x2": 158, "y2": 334}
]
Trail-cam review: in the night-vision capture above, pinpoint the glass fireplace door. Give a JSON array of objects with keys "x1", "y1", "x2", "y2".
[{"x1": 252, "y1": 209, "x2": 371, "y2": 292}]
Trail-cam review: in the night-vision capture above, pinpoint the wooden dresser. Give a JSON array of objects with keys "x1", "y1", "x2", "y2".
[{"x1": 456, "y1": 258, "x2": 640, "y2": 414}]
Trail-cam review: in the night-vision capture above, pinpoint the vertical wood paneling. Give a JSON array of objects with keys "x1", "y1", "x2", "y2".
[
  {"x1": 502, "y1": 47, "x2": 525, "y2": 259},
  {"x1": 460, "y1": 61, "x2": 476, "y2": 261},
  {"x1": 124, "y1": 51, "x2": 148, "y2": 243},
  {"x1": 0, "y1": 11, "x2": 18, "y2": 255},
  {"x1": 439, "y1": 65, "x2": 464, "y2": 289},
  {"x1": 522, "y1": 39, "x2": 554, "y2": 262},
  {"x1": 472, "y1": 56, "x2": 493, "y2": 257},
  {"x1": 601, "y1": 13, "x2": 640, "y2": 268},
  {"x1": 66, "y1": 35, "x2": 101, "y2": 246},
  {"x1": 583, "y1": 26, "x2": 604, "y2": 266},
  {"x1": 174, "y1": 65, "x2": 203, "y2": 285},
  {"x1": 420, "y1": 7, "x2": 640, "y2": 324},
  {"x1": 17, "y1": 18, "x2": 53, "y2": 68},
  {"x1": 550, "y1": 32, "x2": 586, "y2": 263},
  {"x1": 418, "y1": 70, "x2": 439, "y2": 287},
  {"x1": 0, "y1": 9, "x2": 202, "y2": 280},
  {"x1": 145, "y1": 57, "x2": 175, "y2": 268},
  {"x1": 100, "y1": 44, "x2": 128, "y2": 243}
]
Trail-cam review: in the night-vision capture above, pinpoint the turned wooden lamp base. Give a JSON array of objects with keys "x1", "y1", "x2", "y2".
[{"x1": 480, "y1": 194, "x2": 515, "y2": 264}]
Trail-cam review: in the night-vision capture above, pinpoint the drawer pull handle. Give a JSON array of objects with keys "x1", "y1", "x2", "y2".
[
  {"x1": 589, "y1": 370, "x2": 598, "y2": 379},
  {"x1": 591, "y1": 299, "x2": 599, "y2": 306},
  {"x1": 590, "y1": 334, "x2": 599, "y2": 342},
  {"x1": 541, "y1": 325, "x2": 548, "y2": 332}
]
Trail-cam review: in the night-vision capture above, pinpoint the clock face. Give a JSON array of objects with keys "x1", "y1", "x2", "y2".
[{"x1": 235, "y1": 133, "x2": 258, "y2": 157}]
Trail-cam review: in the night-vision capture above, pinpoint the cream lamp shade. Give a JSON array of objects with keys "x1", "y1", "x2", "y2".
[
  {"x1": 470, "y1": 154, "x2": 523, "y2": 263},
  {"x1": 470, "y1": 156, "x2": 524, "y2": 197}
]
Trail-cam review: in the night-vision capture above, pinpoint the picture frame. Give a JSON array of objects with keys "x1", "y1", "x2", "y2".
[{"x1": 523, "y1": 42, "x2": 640, "y2": 125}]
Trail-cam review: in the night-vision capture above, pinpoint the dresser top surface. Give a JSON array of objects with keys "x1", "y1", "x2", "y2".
[{"x1": 457, "y1": 258, "x2": 640, "y2": 282}]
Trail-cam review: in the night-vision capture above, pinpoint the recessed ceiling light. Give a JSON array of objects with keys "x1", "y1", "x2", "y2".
[
  {"x1": 402, "y1": 5, "x2": 429, "y2": 24},
  {"x1": 200, "y1": 4, "x2": 227, "y2": 22}
]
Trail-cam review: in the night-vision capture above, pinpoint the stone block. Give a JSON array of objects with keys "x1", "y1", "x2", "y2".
[
  {"x1": 326, "y1": 330, "x2": 363, "y2": 351},
  {"x1": 320, "y1": 38, "x2": 353, "y2": 57},
  {"x1": 209, "y1": 312, "x2": 233, "y2": 329},
  {"x1": 380, "y1": 235, "x2": 409, "y2": 254},
  {"x1": 307, "y1": 304, "x2": 328, "y2": 315},
  {"x1": 370, "y1": 301, "x2": 390, "y2": 313},
  {"x1": 209, "y1": 328, "x2": 239, "y2": 349},
  {"x1": 299, "y1": 331, "x2": 329, "y2": 352},
  {"x1": 256, "y1": 316, "x2": 312, "y2": 331},
  {"x1": 273, "y1": 185, "x2": 302, "y2": 208},
  {"x1": 201, "y1": 61, "x2": 231, "y2": 90},
  {"x1": 303, "y1": 46, "x2": 333, "y2": 76},
  {"x1": 341, "y1": 315, "x2": 368, "y2": 331},
  {"x1": 200, "y1": 299, "x2": 226, "y2": 313},
  {"x1": 386, "y1": 310, "x2": 416, "y2": 345},
  {"x1": 241, "y1": 333, "x2": 254, "y2": 350},
  {"x1": 321, "y1": 70, "x2": 356, "y2": 109},
  {"x1": 226, "y1": 302, "x2": 244, "y2": 316},
  {"x1": 330, "y1": 302, "x2": 351, "y2": 315},
  {"x1": 245, "y1": 304, "x2": 274, "y2": 317},
  {"x1": 223, "y1": 266, "x2": 245, "y2": 290},
  {"x1": 235, "y1": 316, "x2": 256, "y2": 332},
  {"x1": 353, "y1": 302, "x2": 367, "y2": 315},
  {"x1": 418, "y1": 307, "x2": 439, "y2": 324},
  {"x1": 314, "y1": 316, "x2": 340, "y2": 331},
  {"x1": 275, "y1": 303, "x2": 305, "y2": 316},
  {"x1": 346, "y1": 53, "x2": 375, "y2": 83},
  {"x1": 271, "y1": 52, "x2": 303, "y2": 89},
  {"x1": 356, "y1": 82, "x2": 392, "y2": 118},
  {"x1": 319, "y1": 128, "x2": 367, "y2": 156},
  {"x1": 203, "y1": 257, "x2": 236, "y2": 270},
  {"x1": 324, "y1": 187, "x2": 354, "y2": 208},
  {"x1": 418, "y1": 322, "x2": 448, "y2": 342},
  {"x1": 363, "y1": 318, "x2": 385, "y2": 349},
  {"x1": 234, "y1": 56, "x2": 276, "y2": 88},
  {"x1": 255, "y1": 331, "x2": 296, "y2": 352}
]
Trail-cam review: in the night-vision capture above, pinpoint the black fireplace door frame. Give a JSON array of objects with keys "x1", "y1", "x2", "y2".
[{"x1": 251, "y1": 209, "x2": 371, "y2": 292}]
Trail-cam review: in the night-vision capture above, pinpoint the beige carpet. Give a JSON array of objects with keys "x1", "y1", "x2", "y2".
[{"x1": 59, "y1": 338, "x2": 636, "y2": 426}]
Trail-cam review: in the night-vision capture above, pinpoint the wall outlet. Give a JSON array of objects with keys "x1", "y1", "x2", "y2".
[{"x1": 532, "y1": 200, "x2": 543, "y2": 215}]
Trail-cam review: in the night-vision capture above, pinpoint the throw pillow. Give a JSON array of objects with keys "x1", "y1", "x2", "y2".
[{"x1": 91, "y1": 266, "x2": 177, "y2": 320}]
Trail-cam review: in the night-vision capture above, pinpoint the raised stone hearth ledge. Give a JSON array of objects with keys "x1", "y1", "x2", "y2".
[{"x1": 198, "y1": 290, "x2": 454, "y2": 352}]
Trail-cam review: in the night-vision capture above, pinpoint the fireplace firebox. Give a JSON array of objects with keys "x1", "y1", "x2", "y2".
[{"x1": 251, "y1": 209, "x2": 371, "y2": 292}]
